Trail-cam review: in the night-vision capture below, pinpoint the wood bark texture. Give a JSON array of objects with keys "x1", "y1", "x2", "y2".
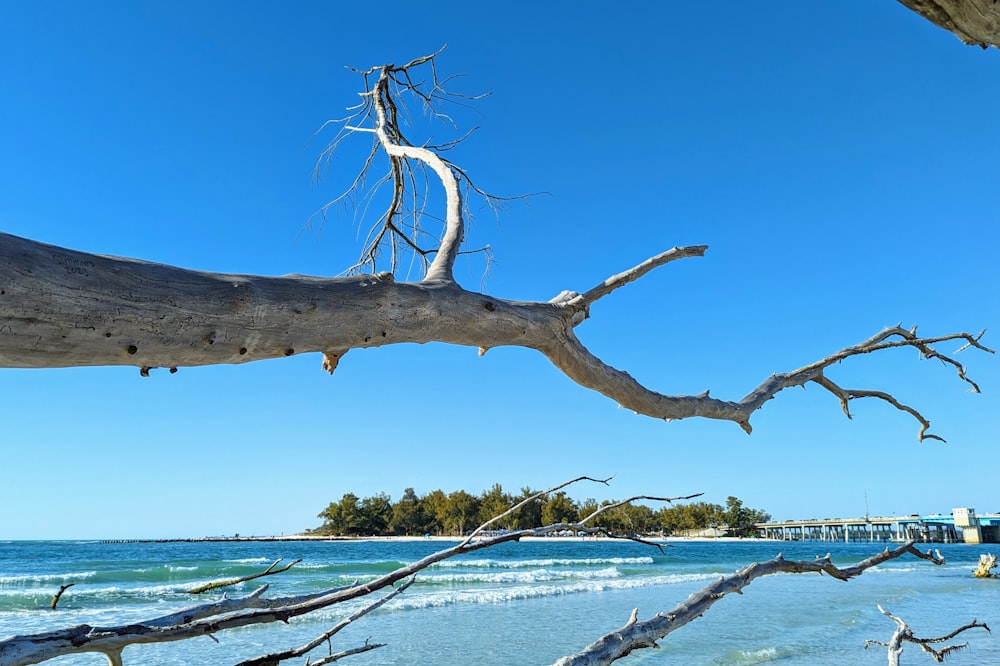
[{"x1": 898, "y1": 0, "x2": 1000, "y2": 48}]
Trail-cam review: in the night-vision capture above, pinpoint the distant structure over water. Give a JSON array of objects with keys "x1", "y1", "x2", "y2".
[{"x1": 756, "y1": 508, "x2": 1000, "y2": 543}]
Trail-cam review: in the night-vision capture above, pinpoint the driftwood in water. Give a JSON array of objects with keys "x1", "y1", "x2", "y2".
[
  {"x1": 973, "y1": 553, "x2": 998, "y2": 578},
  {"x1": 186, "y1": 558, "x2": 302, "y2": 594},
  {"x1": 49, "y1": 584, "x2": 74, "y2": 610},
  {"x1": 552, "y1": 543, "x2": 946, "y2": 666},
  {"x1": 865, "y1": 604, "x2": 991, "y2": 665}
]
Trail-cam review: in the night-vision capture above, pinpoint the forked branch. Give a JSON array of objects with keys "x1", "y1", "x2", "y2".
[
  {"x1": 552, "y1": 543, "x2": 946, "y2": 666},
  {"x1": 315, "y1": 47, "x2": 509, "y2": 280},
  {"x1": 542, "y1": 321, "x2": 992, "y2": 440},
  {"x1": 0, "y1": 52, "x2": 990, "y2": 441},
  {"x1": 864, "y1": 605, "x2": 991, "y2": 665}
]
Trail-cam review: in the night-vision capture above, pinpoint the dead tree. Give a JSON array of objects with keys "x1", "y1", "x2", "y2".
[{"x1": 0, "y1": 52, "x2": 990, "y2": 440}]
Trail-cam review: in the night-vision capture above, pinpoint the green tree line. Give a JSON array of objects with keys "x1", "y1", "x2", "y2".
[{"x1": 310, "y1": 485, "x2": 770, "y2": 538}]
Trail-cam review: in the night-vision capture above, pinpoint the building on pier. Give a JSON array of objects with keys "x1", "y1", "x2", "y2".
[{"x1": 756, "y1": 509, "x2": 1000, "y2": 544}]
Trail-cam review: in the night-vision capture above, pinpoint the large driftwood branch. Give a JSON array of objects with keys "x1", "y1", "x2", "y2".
[
  {"x1": 898, "y1": 0, "x2": 1000, "y2": 48},
  {"x1": 550, "y1": 543, "x2": 946, "y2": 666},
  {"x1": 864, "y1": 605, "x2": 991, "y2": 665},
  {"x1": 0, "y1": 231, "x2": 988, "y2": 439},
  {"x1": 0, "y1": 51, "x2": 990, "y2": 439}
]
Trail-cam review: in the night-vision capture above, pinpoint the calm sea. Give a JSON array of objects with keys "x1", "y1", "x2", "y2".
[{"x1": 1, "y1": 539, "x2": 997, "y2": 665}]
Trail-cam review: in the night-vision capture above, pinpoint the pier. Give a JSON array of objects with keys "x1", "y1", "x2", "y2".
[{"x1": 756, "y1": 508, "x2": 1000, "y2": 544}]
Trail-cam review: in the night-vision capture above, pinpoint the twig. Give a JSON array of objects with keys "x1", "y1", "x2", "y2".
[{"x1": 234, "y1": 581, "x2": 411, "y2": 666}]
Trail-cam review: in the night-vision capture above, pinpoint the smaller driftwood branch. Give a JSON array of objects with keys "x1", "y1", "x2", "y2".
[
  {"x1": 49, "y1": 584, "x2": 74, "y2": 610},
  {"x1": 543, "y1": 322, "x2": 992, "y2": 441},
  {"x1": 550, "y1": 543, "x2": 945, "y2": 666},
  {"x1": 461, "y1": 475, "x2": 613, "y2": 545},
  {"x1": 305, "y1": 641, "x2": 383, "y2": 665},
  {"x1": 234, "y1": 580, "x2": 412, "y2": 666},
  {"x1": 187, "y1": 558, "x2": 302, "y2": 594},
  {"x1": 864, "y1": 604, "x2": 991, "y2": 665},
  {"x1": 569, "y1": 246, "x2": 709, "y2": 311}
]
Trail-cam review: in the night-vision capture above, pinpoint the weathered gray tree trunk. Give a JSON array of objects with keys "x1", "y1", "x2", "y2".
[{"x1": 0, "y1": 52, "x2": 989, "y2": 439}]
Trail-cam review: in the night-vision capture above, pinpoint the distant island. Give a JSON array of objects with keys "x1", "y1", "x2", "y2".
[{"x1": 307, "y1": 485, "x2": 770, "y2": 539}]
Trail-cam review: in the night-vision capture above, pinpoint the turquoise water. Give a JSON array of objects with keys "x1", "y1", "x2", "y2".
[{"x1": 1, "y1": 540, "x2": 997, "y2": 665}]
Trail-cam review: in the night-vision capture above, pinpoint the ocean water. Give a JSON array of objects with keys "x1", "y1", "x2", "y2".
[{"x1": 0, "y1": 539, "x2": 998, "y2": 665}]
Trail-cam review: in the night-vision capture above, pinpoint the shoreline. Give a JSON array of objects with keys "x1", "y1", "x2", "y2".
[{"x1": 98, "y1": 534, "x2": 768, "y2": 544}]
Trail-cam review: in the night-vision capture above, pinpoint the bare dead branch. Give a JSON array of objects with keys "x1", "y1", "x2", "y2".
[
  {"x1": 49, "y1": 584, "x2": 74, "y2": 610},
  {"x1": 551, "y1": 542, "x2": 946, "y2": 666},
  {"x1": 569, "y1": 246, "x2": 709, "y2": 311},
  {"x1": 312, "y1": 49, "x2": 520, "y2": 281},
  {"x1": 306, "y1": 641, "x2": 384, "y2": 665},
  {"x1": 461, "y1": 476, "x2": 613, "y2": 545},
  {"x1": 864, "y1": 604, "x2": 991, "y2": 665},
  {"x1": 234, "y1": 581, "x2": 411, "y2": 666},
  {"x1": 538, "y1": 322, "x2": 992, "y2": 441},
  {"x1": 186, "y1": 559, "x2": 302, "y2": 594}
]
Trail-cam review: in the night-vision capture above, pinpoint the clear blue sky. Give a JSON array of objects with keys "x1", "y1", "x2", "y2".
[{"x1": 1, "y1": 3, "x2": 997, "y2": 539}]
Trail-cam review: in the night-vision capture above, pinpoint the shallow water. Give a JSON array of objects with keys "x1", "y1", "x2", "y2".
[{"x1": 1, "y1": 539, "x2": 997, "y2": 664}]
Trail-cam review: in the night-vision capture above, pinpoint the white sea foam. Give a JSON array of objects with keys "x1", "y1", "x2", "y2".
[
  {"x1": 730, "y1": 646, "x2": 781, "y2": 664},
  {"x1": 388, "y1": 571, "x2": 717, "y2": 610},
  {"x1": 432, "y1": 556, "x2": 654, "y2": 569},
  {"x1": 0, "y1": 571, "x2": 97, "y2": 585},
  {"x1": 423, "y1": 566, "x2": 623, "y2": 584}
]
